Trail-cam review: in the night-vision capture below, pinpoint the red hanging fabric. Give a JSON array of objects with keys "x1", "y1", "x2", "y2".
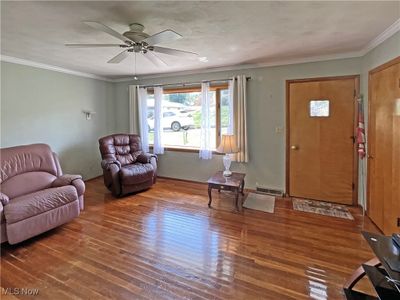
[{"x1": 357, "y1": 98, "x2": 366, "y2": 159}]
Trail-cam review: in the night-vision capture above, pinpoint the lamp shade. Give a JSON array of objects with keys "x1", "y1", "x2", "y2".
[{"x1": 217, "y1": 135, "x2": 239, "y2": 154}]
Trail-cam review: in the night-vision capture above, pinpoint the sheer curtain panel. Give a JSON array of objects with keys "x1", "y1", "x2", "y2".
[
  {"x1": 138, "y1": 87, "x2": 149, "y2": 152},
  {"x1": 199, "y1": 82, "x2": 213, "y2": 159},
  {"x1": 153, "y1": 86, "x2": 164, "y2": 154}
]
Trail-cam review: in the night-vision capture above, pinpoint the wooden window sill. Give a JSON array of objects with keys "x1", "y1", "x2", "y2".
[{"x1": 149, "y1": 145, "x2": 223, "y2": 155}]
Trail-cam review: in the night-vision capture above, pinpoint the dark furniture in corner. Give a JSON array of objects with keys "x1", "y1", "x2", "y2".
[
  {"x1": 99, "y1": 134, "x2": 157, "y2": 197},
  {"x1": 343, "y1": 231, "x2": 400, "y2": 300}
]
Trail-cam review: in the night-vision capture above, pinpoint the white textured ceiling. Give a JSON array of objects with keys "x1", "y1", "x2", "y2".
[{"x1": 1, "y1": 1, "x2": 399, "y2": 79}]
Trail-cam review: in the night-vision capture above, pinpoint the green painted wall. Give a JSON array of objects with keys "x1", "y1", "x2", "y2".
[
  {"x1": 0, "y1": 62, "x2": 116, "y2": 179},
  {"x1": 114, "y1": 57, "x2": 362, "y2": 192}
]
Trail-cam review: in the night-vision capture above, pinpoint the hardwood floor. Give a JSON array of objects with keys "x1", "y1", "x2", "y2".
[{"x1": 1, "y1": 177, "x2": 380, "y2": 300}]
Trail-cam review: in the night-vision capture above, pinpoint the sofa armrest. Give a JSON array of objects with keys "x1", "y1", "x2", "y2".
[
  {"x1": 0, "y1": 201, "x2": 3, "y2": 225},
  {"x1": 136, "y1": 153, "x2": 157, "y2": 164},
  {"x1": 101, "y1": 158, "x2": 121, "y2": 170},
  {"x1": 0, "y1": 192, "x2": 9, "y2": 206},
  {"x1": 52, "y1": 174, "x2": 85, "y2": 197}
]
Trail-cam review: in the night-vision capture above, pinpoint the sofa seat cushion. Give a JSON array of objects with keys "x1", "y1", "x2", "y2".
[
  {"x1": 4, "y1": 186, "x2": 78, "y2": 225},
  {"x1": 120, "y1": 163, "x2": 154, "y2": 185}
]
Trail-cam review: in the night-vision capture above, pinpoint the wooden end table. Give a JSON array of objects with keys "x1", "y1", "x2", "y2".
[{"x1": 207, "y1": 171, "x2": 245, "y2": 210}]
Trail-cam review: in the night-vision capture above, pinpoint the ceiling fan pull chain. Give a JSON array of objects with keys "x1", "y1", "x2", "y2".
[{"x1": 134, "y1": 52, "x2": 138, "y2": 80}]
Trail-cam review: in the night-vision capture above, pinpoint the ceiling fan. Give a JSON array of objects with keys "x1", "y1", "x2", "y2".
[{"x1": 65, "y1": 22, "x2": 199, "y2": 67}]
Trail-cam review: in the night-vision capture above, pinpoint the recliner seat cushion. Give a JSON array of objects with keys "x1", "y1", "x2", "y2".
[
  {"x1": 4, "y1": 186, "x2": 78, "y2": 225},
  {"x1": 120, "y1": 164, "x2": 154, "y2": 185}
]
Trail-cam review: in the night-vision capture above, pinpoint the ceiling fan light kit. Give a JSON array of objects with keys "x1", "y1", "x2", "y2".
[
  {"x1": 65, "y1": 21, "x2": 199, "y2": 73},
  {"x1": 123, "y1": 23, "x2": 149, "y2": 42}
]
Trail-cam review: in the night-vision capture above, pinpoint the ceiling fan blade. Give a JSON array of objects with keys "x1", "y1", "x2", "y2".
[
  {"x1": 83, "y1": 21, "x2": 130, "y2": 43},
  {"x1": 143, "y1": 30, "x2": 182, "y2": 46},
  {"x1": 152, "y1": 46, "x2": 198, "y2": 59},
  {"x1": 107, "y1": 50, "x2": 129, "y2": 63},
  {"x1": 65, "y1": 43, "x2": 123, "y2": 48},
  {"x1": 143, "y1": 51, "x2": 168, "y2": 67}
]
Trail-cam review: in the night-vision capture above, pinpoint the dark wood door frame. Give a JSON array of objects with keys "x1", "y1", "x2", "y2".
[
  {"x1": 285, "y1": 75, "x2": 360, "y2": 206},
  {"x1": 367, "y1": 56, "x2": 400, "y2": 217}
]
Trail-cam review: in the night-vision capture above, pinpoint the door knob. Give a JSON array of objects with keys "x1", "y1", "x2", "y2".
[
  {"x1": 368, "y1": 155, "x2": 374, "y2": 159},
  {"x1": 291, "y1": 145, "x2": 299, "y2": 150}
]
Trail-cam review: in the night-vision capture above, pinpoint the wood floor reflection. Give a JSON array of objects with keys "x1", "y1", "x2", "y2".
[{"x1": 1, "y1": 177, "x2": 379, "y2": 299}]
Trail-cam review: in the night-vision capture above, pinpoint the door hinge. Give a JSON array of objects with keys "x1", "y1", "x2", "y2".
[
  {"x1": 354, "y1": 89, "x2": 357, "y2": 97},
  {"x1": 352, "y1": 183, "x2": 355, "y2": 190},
  {"x1": 397, "y1": 218, "x2": 400, "y2": 227}
]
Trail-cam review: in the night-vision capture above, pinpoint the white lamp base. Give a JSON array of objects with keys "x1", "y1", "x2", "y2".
[
  {"x1": 223, "y1": 170, "x2": 232, "y2": 177},
  {"x1": 223, "y1": 154, "x2": 232, "y2": 177}
]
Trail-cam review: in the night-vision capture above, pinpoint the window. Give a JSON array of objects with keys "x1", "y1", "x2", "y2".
[
  {"x1": 220, "y1": 89, "x2": 232, "y2": 135},
  {"x1": 310, "y1": 100, "x2": 330, "y2": 117},
  {"x1": 163, "y1": 111, "x2": 176, "y2": 117},
  {"x1": 147, "y1": 85, "x2": 229, "y2": 150}
]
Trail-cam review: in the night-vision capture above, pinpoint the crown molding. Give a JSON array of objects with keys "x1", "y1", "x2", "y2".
[
  {"x1": 360, "y1": 18, "x2": 400, "y2": 55},
  {"x1": 0, "y1": 55, "x2": 113, "y2": 82},
  {"x1": 2, "y1": 18, "x2": 399, "y2": 83}
]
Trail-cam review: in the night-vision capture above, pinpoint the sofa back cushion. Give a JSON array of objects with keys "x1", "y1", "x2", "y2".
[
  {"x1": 0, "y1": 144, "x2": 60, "y2": 198},
  {"x1": 99, "y1": 134, "x2": 143, "y2": 166}
]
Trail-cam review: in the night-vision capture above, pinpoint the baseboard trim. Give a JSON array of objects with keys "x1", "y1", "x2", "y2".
[
  {"x1": 84, "y1": 175, "x2": 103, "y2": 182},
  {"x1": 157, "y1": 175, "x2": 207, "y2": 185}
]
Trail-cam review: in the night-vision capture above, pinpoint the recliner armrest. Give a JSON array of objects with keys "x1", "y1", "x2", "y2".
[
  {"x1": 0, "y1": 192, "x2": 9, "y2": 206},
  {"x1": 136, "y1": 153, "x2": 157, "y2": 164},
  {"x1": 52, "y1": 174, "x2": 85, "y2": 197},
  {"x1": 101, "y1": 159, "x2": 121, "y2": 170},
  {"x1": 101, "y1": 162, "x2": 121, "y2": 196}
]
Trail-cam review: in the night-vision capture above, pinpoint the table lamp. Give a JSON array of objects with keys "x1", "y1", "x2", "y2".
[{"x1": 217, "y1": 135, "x2": 239, "y2": 177}]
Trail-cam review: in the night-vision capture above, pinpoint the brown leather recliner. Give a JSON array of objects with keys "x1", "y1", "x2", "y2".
[{"x1": 98, "y1": 134, "x2": 157, "y2": 197}]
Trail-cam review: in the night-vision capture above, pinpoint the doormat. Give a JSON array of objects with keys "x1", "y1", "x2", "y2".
[
  {"x1": 292, "y1": 198, "x2": 354, "y2": 220},
  {"x1": 243, "y1": 193, "x2": 275, "y2": 213}
]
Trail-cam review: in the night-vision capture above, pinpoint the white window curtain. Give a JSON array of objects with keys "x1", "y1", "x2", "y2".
[
  {"x1": 199, "y1": 82, "x2": 213, "y2": 160},
  {"x1": 138, "y1": 87, "x2": 149, "y2": 153},
  {"x1": 230, "y1": 75, "x2": 249, "y2": 163},
  {"x1": 153, "y1": 86, "x2": 164, "y2": 154}
]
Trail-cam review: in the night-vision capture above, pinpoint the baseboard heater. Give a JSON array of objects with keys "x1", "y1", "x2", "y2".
[{"x1": 256, "y1": 187, "x2": 284, "y2": 197}]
